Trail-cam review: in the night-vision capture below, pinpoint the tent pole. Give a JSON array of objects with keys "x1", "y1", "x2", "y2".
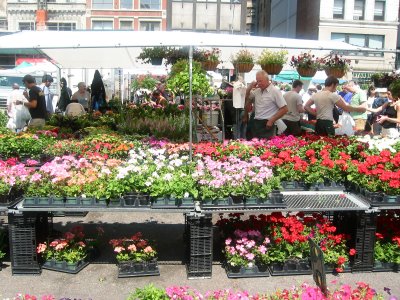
[{"x1": 189, "y1": 46, "x2": 193, "y2": 161}]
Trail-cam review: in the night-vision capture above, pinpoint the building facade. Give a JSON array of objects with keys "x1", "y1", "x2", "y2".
[
  {"x1": 0, "y1": 0, "x2": 7, "y2": 31},
  {"x1": 7, "y1": 0, "x2": 87, "y2": 31},
  {"x1": 87, "y1": 0, "x2": 167, "y2": 30},
  {"x1": 167, "y1": 0, "x2": 246, "y2": 34}
]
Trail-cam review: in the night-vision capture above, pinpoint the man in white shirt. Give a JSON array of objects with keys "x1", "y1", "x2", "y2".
[
  {"x1": 40, "y1": 74, "x2": 54, "y2": 117},
  {"x1": 242, "y1": 70, "x2": 288, "y2": 139},
  {"x1": 7, "y1": 83, "x2": 29, "y2": 131},
  {"x1": 282, "y1": 80, "x2": 304, "y2": 136}
]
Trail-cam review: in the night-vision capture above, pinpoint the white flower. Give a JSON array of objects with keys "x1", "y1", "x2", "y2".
[
  {"x1": 163, "y1": 173, "x2": 173, "y2": 181},
  {"x1": 184, "y1": 192, "x2": 189, "y2": 198},
  {"x1": 145, "y1": 181, "x2": 152, "y2": 186},
  {"x1": 151, "y1": 171, "x2": 159, "y2": 178}
]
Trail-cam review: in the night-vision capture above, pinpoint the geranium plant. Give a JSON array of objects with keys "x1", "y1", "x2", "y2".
[
  {"x1": 194, "y1": 47, "x2": 221, "y2": 62},
  {"x1": 322, "y1": 54, "x2": 351, "y2": 71},
  {"x1": 109, "y1": 232, "x2": 157, "y2": 263},
  {"x1": 36, "y1": 226, "x2": 88, "y2": 264},
  {"x1": 289, "y1": 51, "x2": 322, "y2": 69},
  {"x1": 374, "y1": 211, "x2": 400, "y2": 264}
]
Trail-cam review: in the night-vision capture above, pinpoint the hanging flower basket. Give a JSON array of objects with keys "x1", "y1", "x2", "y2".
[
  {"x1": 234, "y1": 63, "x2": 254, "y2": 73},
  {"x1": 260, "y1": 64, "x2": 283, "y2": 75},
  {"x1": 325, "y1": 68, "x2": 346, "y2": 78},
  {"x1": 201, "y1": 61, "x2": 219, "y2": 71},
  {"x1": 297, "y1": 67, "x2": 317, "y2": 78}
]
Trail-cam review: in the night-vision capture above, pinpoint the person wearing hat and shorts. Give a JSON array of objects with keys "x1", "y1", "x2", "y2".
[
  {"x1": 16, "y1": 75, "x2": 47, "y2": 129},
  {"x1": 41, "y1": 74, "x2": 54, "y2": 117}
]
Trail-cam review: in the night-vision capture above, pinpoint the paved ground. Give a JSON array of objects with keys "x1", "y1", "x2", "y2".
[{"x1": 0, "y1": 212, "x2": 399, "y2": 300}]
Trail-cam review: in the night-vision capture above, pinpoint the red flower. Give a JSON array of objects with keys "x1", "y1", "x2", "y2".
[
  {"x1": 349, "y1": 248, "x2": 356, "y2": 256},
  {"x1": 375, "y1": 232, "x2": 384, "y2": 239}
]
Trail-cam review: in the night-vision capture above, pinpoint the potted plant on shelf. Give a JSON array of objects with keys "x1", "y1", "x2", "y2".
[
  {"x1": 289, "y1": 51, "x2": 322, "y2": 77},
  {"x1": 109, "y1": 232, "x2": 159, "y2": 277},
  {"x1": 322, "y1": 54, "x2": 351, "y2": 78},
  {"x1": 137, "y1": 47, "x2": 168, "y2": 65},
  {"x1": 165, "y1": 47, "x2": 189, "y2": 66},
  {"x1": 231, "y1": 49, "x2": 255, "y2": 73},
  {"x1": 256, "y1": 49, "x2": 288, "y2": 75},
  {"x1": 194, "y1": 48, "x2": 221, "y2": 71}
]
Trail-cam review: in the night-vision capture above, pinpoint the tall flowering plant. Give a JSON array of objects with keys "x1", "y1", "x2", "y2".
[{"x1": 109, "y1": 232, "x2": 157, "y2": 263}]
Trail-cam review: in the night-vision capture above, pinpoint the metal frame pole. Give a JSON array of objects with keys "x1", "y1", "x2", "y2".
[{"x1": 189, "y1": 46, "x2": 193, "y2": 161}]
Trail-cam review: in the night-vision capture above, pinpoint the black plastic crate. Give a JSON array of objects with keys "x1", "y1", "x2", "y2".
[
  {"x1": 189, "y1": 237, "x2": 212, "y2": 256},
  {"x1": 187, "y1": 254, "x2": 212, "y2": 274},
  {"x1": 8, "y1": 213, "x2": 49, "y2": 275},
  {"x1": 352, "y1": 212, "x2": 376, "y2": 272}
]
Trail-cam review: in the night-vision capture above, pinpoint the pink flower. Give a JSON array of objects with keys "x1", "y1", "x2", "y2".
[
  {"x1": 245, "y1": 253, "x2": 255, "y2": 260},
  {"x1": 36, "y1": 243, "x2": 47, "y2": 254},
  {"x1": 258, "y1": 245, "x2": 267, "y2": 254},
  {"x1": 225, "y1": 238, "x2": 232, "y2": 245},
  {"x1": 114, "y1": 246, "x2": 124, "y2": 253},
  {"x1": 144, "y1": 246, "x2": 153, "y2": 253},
  {"x1": 64, "y1": 232, "x2": 75, "y2": 241},
  {"x1": 128, "y1": 244, "x2": 137, "y2": 252}
]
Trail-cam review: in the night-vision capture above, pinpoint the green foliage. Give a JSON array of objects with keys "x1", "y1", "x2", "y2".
[
  {"x1": 389, "y1": 79, "x2": 400, "y2": 99},
  {"x1": 131, "y1": 74, "x2": 159, "y2": 91},
  {"x1": 231, "y1": 49, "x2": 255, "y2": 64},
  {"x1": 127, "y1": 284, "x2": 168, "y2": 300},
  {"x1": 166, "y1": 60, "x2": 213, "y2": 97},
  {"x1": 375, "y1": 240, "x2": 400, "y2": 264},
  {"x1": 0, "y1": 227, "x2": 7, "y2": 261},
  {"x1": 0, "y1": 110, "x2": 7, "y2": 128},
  {"x1": 0, "y1": 133, "x2": 55, "y2": 159},
  {"x1": 257, "y1": 49, "x2": 288, "y2": 65},
  {"x1": 137, "y1": 47, "x2": 169, "y2": 64}
]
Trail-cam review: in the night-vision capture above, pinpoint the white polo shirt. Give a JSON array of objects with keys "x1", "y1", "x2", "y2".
[{"x1": 249, "y1": 84, "x2": 287, "y2": 120}]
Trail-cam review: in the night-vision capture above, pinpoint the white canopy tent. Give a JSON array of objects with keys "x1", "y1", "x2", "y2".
[{"x1": 0, "y1": 30, "x2": 364, "y2": 69}]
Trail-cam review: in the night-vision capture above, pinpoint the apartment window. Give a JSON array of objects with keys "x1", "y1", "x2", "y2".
[
  {"x1": 354, "y1": 0, "x2": 365, "y2": 20},
  {"x1": 120, "y1": 0, "x2": 132, "y2": 9},
  {"x1": 92, "y1": 0, "x2": 113, "y2": 9},
  {"x1": 140, "y1": 0, "x2": 160, "y2": 10},
  {"x1": 374, "y1": 0, "x2": 385, "y2": 21},
  {"x1": 92, "y1": 20, "x2": 113, "y2": 30},
  {"x1": 18, "y1": 22, "x2": 35, "y2": 30},
  {"x1": 331, "y1": 33, "x2": 384, "y2": 49},
  {"x1": 333, "y1": 0, "x2": 344, "y2": 19},
  {"x1": 120, "y1": 21, "x2": 133, "y2": 30},
  {"x1": 0, "y1": 20, "x2": 7, "y2": 30},
  {"x1": 140, "y1": 21, "x2": 160, "y2": 31},
  {"x1": 47, "y1": 22, "x2": 76, "y2": 31}
]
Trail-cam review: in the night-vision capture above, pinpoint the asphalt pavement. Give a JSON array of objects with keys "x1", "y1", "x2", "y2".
[{"x1": 0, "y1": 212, "x2": 399, "y2": 300}]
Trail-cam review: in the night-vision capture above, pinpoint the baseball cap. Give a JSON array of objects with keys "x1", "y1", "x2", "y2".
[
  {"x1": 375, "y1": 87, "x2": 387, "y2": 93},
  {"x1": 22, "y1": 74, "x2": 36, "y2": 84},
  {"x1": 42, "y1": 74, "x2": 53, "y2": 83}
]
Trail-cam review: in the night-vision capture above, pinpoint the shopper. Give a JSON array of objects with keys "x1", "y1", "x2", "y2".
[
  {"x1": 282, "y1": 80, "x2": 304, "y2": 136},
  {"x1": 17, "y1": 75, "x2": 47, "y2": 129},
  {"x1": 304, "y1": 76, "x2": 366, "y2": 136}
]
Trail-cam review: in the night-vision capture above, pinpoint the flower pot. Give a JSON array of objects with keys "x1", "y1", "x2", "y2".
[
  {"x1": 37, "y1": 197, "x2": 51, "y2": 206},
  {"x1": 230, "y1": 195, "x2": 244, "y2": 205},
  {"x1": 297, "y1": 67, "x2": 317, "y2": 77},
  {"x1": 123, "y1": 195, "x2": 136, "y2": 206},
  {"x1": 54, "y1": 261, "x2": 64, "y2": 269},
  {"x1": 23, "y1": 197, "x2": 36, "y2": 206},
  {"x1": 201, "y1": 61, "x2": 219, "y2": 71},
  {"x1": 260, "y1": 64, "x2": 283, "y2": 75},
  {"x1": 147, "y1": 260, "x2": 158, "y2": 271},
  {"x1": 65, "y1": 197, "x2": 80, "y2": 206},
  {"x1": 150, "y1": 57, "x2": 163, "y2": 65},
  {"x1": 95, "y1": 198, "x2": 107, "y2": 207},
  {"x1": 229, "y1": 265, "x2": 241, "y2": 273},
  {"x1": 136, "y1": 194, "x2": 150, "y2": 206},
  {"x1": 66, "y1": 261, "x2": 79, "y2": 271},
  {"x1": 134, "y1": 262, "x2": 145, "y2": 272},
  {"x1": 269, "y1": 190, "x2": 284, "y2": 203},
  {"x1": 108, "y1": 198, "x2": 122, "y2": 207},
  {"x1": 325, "y1": 68, "x2": 346, "y2": 78},
  {"x1": 212, "y1": 197, "x2": 230, "y2": 206},
  {"x1": 244, "y1": 197, "x2": 258, "y2": 205},
  {"x1": 256, "y1": 263, "x2": 268, "y2": 273},
  {"x1": 234, "y1": 63, "x2": 254, "y2": 73},
  {"x1": 80, "y1": 197, "x2": 94, "y2": 206},
  {"x1": 51, "y1": 197, "x2": 65, "y2": 206}
]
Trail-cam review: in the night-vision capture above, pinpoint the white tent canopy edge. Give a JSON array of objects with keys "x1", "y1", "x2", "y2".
[{"x1": 0, "y1": 31, "x2": 365, "y2": 69}]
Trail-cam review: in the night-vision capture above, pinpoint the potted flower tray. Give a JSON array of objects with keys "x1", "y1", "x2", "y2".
[
  {"x1": 0, "y1": 187, "x2": 23, "y2": 207},
  {"x1": 23, "y1": 197, "x2": 52, "y2": 207},
  {"x1": 268, "y1": 259, "x2": 312, "y2": 276},
  {"x1": 373, "y1": 261, "x2": 399, "y2": 272},
  {"x1": 117, "y1": 260, "x2": 160, "y2": 278},
  {"x1": 244, "y1": 190, "x2": 286, "y2": 208},
  {"x1": 308, "y1": 181, "x2": 345, "y2": 191},
  {"x1": 280, "y1": 181, "x2": 308, "y2": 191},
  {"x1": 355, "y1": 186, "x2": 400, "y2": 206},
  {"x1": 324, "y1": 262, "x2": 352, "y2": 274},
  {"x1": 151, "y1": 197, "x2": 180, "y2": 208},
  {"x1": 225, "y1": 264, "x2": 269, "y2": 278},
  {"x1": 42, "y1": 259, "x2": 89, "y2": 274},
  {"x1": 201, "y1": 197, "x2": 232, "y2": 209}
]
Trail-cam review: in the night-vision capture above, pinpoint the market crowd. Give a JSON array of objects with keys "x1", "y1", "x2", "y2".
[
  {"x1": 6, "y1": 70, "x2": 108, "y2": 131},
  {"x1": 241, "y1": 70, "x2": 400, "y2": 140}
]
